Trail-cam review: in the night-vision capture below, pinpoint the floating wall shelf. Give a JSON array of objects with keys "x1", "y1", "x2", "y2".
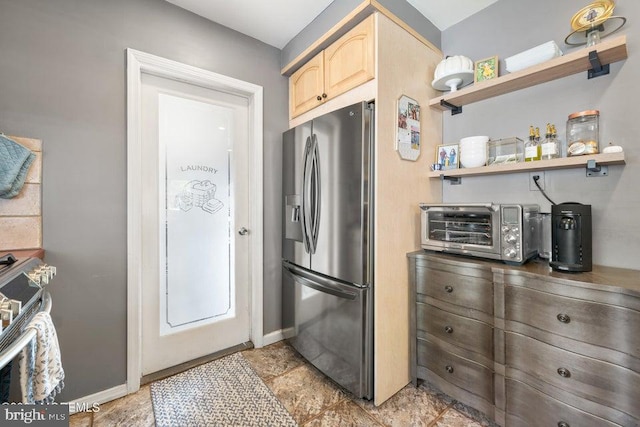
[
  {"x1": 429, "y1": 35, "x2": 628, "y2": 113},
  {"x1": 428, "y1": 152, "x2": 626, "y2": 180}
]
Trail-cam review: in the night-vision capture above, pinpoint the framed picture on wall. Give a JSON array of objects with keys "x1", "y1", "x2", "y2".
[
  {"x1": 474, "y1": 56, "x2": 498, "y2": 82},
  {"x1": 435, "y1": 144, "x2": 459, "y2": 170}
]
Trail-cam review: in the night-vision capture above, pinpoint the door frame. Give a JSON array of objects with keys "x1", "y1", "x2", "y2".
[{"x1": 126, "y1": 48, "x2": 264, "y2": 393}]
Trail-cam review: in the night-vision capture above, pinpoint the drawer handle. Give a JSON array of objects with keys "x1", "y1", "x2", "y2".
[
  {"x1": 316, "y1": 95, "x2": 322, "y2": 101},
  {"x1": 557, "y1": 313, "x2": 571, "y2": 324},
  {"x1": 445, "y1": 365, "x2": 454, "y2": 374},
  {"x1": 444, "y1": 325, "x2": 454, "y2": 334},
  {"x1": 444, "y1": 285, "x2": 454, "y2": 293},
  {"x1": 557, "y1": 367, "x2": 571, "y2": 378},
  {"x1": 558, "y1": 422, "x2": 570, "y2": 427}
]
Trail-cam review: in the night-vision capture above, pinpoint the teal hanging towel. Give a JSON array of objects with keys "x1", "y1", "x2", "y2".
[{"x1": 0, "y1": 134, "x2": 36, "y2": 199}]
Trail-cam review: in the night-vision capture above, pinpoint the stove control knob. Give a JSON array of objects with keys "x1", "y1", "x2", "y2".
[
  {"x1": 504, "y1": 248, "x2": 517, "y2": 258},
  {"x1": 27, "y1": 272, "x2": 41, "y2": 286},
  {"x1": 504, "y1": 233, "x2": 518, "y2": 244},
  {"x1": 501, "y1": 225, "x2": 510, "y2": 233}
]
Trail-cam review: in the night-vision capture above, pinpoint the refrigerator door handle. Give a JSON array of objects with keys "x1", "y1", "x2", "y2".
[
  {"x1": 283, "y1": 261, "x2": 358, "y2": 300},
  {"x1": 310, "y1": 134, "x2": 321, "y2": 253},
  {"x1": 301, "y1": 136, "x2": 313, "y2": 254}
]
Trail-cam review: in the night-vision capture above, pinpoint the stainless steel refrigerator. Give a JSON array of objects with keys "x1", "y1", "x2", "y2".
[{"x1": 282, "y1": 101, "x2": 374, "y2": 399}]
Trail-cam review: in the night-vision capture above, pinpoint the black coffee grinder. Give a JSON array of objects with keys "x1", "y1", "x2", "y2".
[{"x1": 550, "y1": 203, "x2": 592, "y2": 272}]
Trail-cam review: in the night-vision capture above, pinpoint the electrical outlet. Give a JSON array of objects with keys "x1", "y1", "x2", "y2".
[{"x1": 530, "y1": 171, "x2": 545, "y2": 191}]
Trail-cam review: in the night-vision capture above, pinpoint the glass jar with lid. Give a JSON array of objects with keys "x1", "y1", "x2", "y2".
[{"x1": 566, "y1": 110, "x2": 599, "y2": 156}]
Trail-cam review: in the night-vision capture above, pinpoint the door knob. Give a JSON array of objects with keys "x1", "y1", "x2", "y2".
[{"x1": 238, "y1": 227, "x2": 249, "y2": 236}]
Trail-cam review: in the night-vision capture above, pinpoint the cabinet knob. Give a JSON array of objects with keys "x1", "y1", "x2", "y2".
[
  {"x1": 557, "y1": 367, "x2": 571, "y2": 378},
  {"x1": 557, "y1": 313, "x2": 571, "y2": 324},
  {"x1": 558, "y1": 422, "x2": 570, "y2": 427},
  {"x1": 444, "y1": 325, "x2": 454, "y2": 334},
  {"x1": 316, "y1": 95, "x2": 322, "y2": 101},
  {"x1": 445, "y1": 365, "x2": 454, "y2": 374},
  {"x1": 322, "y1": 93, "x2": 327, "y2": 98},
  {"x1": 444, "y1": 285, "x2": 454, "y2": 293}
]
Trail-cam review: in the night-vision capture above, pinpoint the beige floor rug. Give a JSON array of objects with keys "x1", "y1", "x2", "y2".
[{"x1": 151, "y1": 352, "x2": 297, "y2": 427}]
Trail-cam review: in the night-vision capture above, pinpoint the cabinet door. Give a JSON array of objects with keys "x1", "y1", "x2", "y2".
[
  {"x1": 290, "y1": 51, "x2": 325, "y2": 118},
  {"x1": 324, "y1": 15, "x2": 375, "y2": 100}
]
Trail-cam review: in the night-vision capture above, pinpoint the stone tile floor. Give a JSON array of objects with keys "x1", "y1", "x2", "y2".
[{"x1": 70, "y1": 341, "x2": 490, "y2": 426}]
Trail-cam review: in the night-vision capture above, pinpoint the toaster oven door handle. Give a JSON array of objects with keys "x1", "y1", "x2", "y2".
[
  {"x1": 0, "y1": 292, "x2": 51, "y2": 370},
  {"x1": 419, "y1": 203, "x2": 496, "y2": 210}
]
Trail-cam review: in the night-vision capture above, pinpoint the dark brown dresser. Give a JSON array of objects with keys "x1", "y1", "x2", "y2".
[{"x1": 409, "y1": 251, "x2": 640, "y2": 427}]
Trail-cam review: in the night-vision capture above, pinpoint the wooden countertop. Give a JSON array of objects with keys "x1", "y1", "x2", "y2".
[
  {"x1": 408, "y1": 250, "x2": 640, "y2": 295},
  {"x1": 0, "y1": 249, "x2": 44, "y2": 260}
]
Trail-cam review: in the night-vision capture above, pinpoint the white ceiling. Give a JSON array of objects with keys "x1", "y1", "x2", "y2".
[
  {"x1": 165, "y1": 0, "x2": 498, "y2": 49},
  {"x1": 166, "y1": 0, "x2": 335, "y2": 49}
]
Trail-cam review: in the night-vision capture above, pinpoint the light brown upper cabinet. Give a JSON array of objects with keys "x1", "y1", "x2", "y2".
[{"x1": 289, "y1": 15, "x2": 375, "y2": 118}]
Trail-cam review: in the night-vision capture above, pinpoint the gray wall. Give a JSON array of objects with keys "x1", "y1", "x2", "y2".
[
  {"x1": 281, "y1": 0, "x2": 441, "y2": 71},
  {"x1": 0, "y1": 0, "x2": 287, "y2": 400},
  {"x1": 441, "y1": 0, "x2": 639, "y2": 269}
]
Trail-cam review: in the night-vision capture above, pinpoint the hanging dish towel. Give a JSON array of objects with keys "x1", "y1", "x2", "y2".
[
  {"x1": 19, "y1": 311, "x2": 65, "y2": 404},
  {"x1": 0, "y1": 134, "x2": 36, "y2": 199}
]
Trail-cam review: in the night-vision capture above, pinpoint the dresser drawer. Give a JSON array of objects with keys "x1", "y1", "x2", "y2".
[
  {"x1": 505, "y1": 285, "x2": 640, "y2": 357},
  {"x1": 506, "y1": 379, "x2": 621, "y2": 427},
  {"x1": 506, "y1": 332, "x2": 640, "y2": 420},
  {"x1": 417, "y1": 338, "x2": 493, "y2": 402},
  {"x1": 417, "y1": 302, "x2": 493, "y2": 359},
  {"x1": 416, "y1": 266, "x2": 493, "y2": 314}
]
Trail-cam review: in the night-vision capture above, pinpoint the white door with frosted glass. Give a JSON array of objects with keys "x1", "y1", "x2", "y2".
[{"x1": 140, "y1": 74, "x2": 250, "y2": 375}]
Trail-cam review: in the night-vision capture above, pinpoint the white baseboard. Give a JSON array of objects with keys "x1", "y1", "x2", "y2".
[
  {"x1": 67, "y1": 383, "x2": 128, "y2": 414},
  {"x1": 261, "y1": 329, "x2": 285, "y2": 347}
]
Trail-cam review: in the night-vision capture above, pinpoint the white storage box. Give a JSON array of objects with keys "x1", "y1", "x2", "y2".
[{"x1": 505, "y1": 41, "x2": 563, "y2": 73}]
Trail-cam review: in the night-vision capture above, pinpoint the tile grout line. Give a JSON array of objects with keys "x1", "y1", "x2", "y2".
[
  {"x1": 355, "y1": 403, "x2": 393, "y2": 427},
  {"x1": 297, "y1": 396, "x2": 350, "y2": 426},
  {"x1": 265, "y1": 360, "x2": 309, "y2": 383},
  {"x1": 427, "y1": 402, "x2": 455, "y2": 427},
  {"x1": 345, "y1": 398, "x2": 388, "y2": 427}
]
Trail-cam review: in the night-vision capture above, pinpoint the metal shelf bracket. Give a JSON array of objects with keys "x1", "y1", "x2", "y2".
[
  {"x1": 586, "y1": 159, "x2": 608, "y2": 177},
  {"x1": 441, "y1": 175, "x2": 462, "y2": 185},
  {"x1": 440, "y1": 99, "x2": 462, "y2": 115},
  {"x1": 588, "y1": 50, "x2": 610, "y2": 79}
]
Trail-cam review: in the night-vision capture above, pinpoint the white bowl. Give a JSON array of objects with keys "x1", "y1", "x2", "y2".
[
  {"x1": 460, "y1": 152, "x2": 487, "y2": 168},
  {"x1": 460, "y1": 135, "x2": 489, "y2": 146},
  {"x1": 460, "y1": 136, "x2": 489, "y2": 168}
]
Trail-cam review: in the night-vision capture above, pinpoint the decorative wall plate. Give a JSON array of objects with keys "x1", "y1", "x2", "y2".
[{"x1": 570, "y1": 0, "x2": 615, "y2": 31}]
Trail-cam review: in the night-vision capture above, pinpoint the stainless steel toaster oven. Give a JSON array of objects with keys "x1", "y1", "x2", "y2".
[{"x1": 419, "y1": 203, "x2": 540, "y2": 264}]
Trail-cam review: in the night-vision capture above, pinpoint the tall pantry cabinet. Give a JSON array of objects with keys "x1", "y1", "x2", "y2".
[{"x1": 287, "y1": 12, "x2": 443, "y2": 405}]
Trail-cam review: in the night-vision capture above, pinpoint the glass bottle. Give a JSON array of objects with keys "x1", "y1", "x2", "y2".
[
  {"x1": 552, "y1": 124, "x2": 562, "y2": 157},
  {"x1": 525, "y1": 125, "x2": 541, "y2": 162},
  {"x1": 541, "y1": 123, "x2": 560, "y2": 159}
]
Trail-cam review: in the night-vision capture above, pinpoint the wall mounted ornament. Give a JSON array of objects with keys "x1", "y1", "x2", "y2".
[{"x1": 565, "y1": 0, "x2": 626, "y2": 46}]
